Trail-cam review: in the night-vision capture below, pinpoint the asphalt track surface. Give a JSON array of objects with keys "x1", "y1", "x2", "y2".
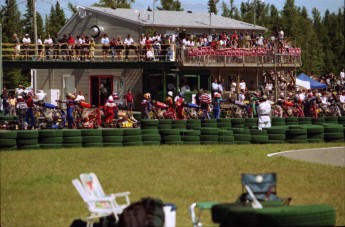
[{"x1": 267, "y1": 146, "x2": 345, "y2": 167}]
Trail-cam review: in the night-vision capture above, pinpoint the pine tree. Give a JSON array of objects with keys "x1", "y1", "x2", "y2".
[
  {"x1": 208, "y1": 0, "x2": 219, "y2": 15},
  {"x1": 2, "y1": 0, "x2": 22, "y2": 43},
  {"x1": 157, "y1": 0, "x2": 183, "y2": 11}
]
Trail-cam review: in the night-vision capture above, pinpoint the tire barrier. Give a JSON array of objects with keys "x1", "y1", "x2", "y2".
[
  {"x1": 123, "y1": 128, "x2": 142, "y2": 146},
  {"x1": 1, "y1": 117, "x2": 344, "y2": 150},
  {"x1": 212, "y1": 203, "x2": 336, "y2": 227},
  {"x1": 16, "y1": 131, "x2": 39, "y2": 150},
  {"x1": 265, "y1": 126, "x2": 287, "y2": 144},
  {"x1": 271, "y1": 117, "x2": 285, "y2": 126},
  {"x1": 39, "y1": 130, "x2": 64, "y2": 149}
]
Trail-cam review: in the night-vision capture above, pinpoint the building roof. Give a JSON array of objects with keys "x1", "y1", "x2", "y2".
[{"x1": 83, "y1": 7, "x2": 267, "y2": 31}]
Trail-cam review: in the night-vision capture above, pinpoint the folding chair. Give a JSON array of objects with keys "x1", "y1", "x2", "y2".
[
  {"x1": 72, "y1": 178, "x2": 125, "y2": 227},
  {"x1": 189, "y1": 201, "x2": 218, "y2": 227},
  {"x1": 79, "y1": 172, "x2": 131, "y2": 212},
  {"x1": 238, "y1": 172, "x2": 291, "y2": 205}
]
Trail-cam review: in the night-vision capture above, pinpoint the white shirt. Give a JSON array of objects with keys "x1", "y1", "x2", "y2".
[
  {"x1": 230, "y1": 82, "x2": 236, "y2": 92},
  {"x1": 238, "y1": 93, "x2": 245, "y2": 103},
  {"x1": 101, "y1": 37, "x2": 110, "y2": 45},
  {"x1": 212, "y1": 82, "x2": 219, "y2": 91},
  {"x1": 239, "y1": 82, "x2": 246, "y2": 90},
  {"x1": 124, "y1": 37, "x2": 135, "y2": 46},
  {"x1": 339, "y1": 94, "x2": 345, "y2": 103},
  {"x1": 340, "y1": 71, "x2": 345, "y2": 80},
  {"x1": 44, "y1": 38, "x2": 53, "y2": 46},
  {"x1": 75, "y1": 95, "x2": 85, "y2": 102},
  {"x1": 258, "y1": 100, "x2": 271, "y2": 115},
  {"x1": 22, "y1": 37, "x2": 31, "y2": 45}
]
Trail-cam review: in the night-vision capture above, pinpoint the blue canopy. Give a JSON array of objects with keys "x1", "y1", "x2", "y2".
[{"x1": 296, "y1": 73, "x2": 327, "y2": 89}]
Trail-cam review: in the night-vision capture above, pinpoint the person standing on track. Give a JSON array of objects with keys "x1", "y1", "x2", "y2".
[{"x1": 257, "y1": 95, "x2": 271, "y2": 130}]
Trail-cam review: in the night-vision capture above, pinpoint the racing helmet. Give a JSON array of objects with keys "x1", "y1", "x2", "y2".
[
  {"x1": 168, "y1": 91, "x2": 173, "y2": 97},
  {"x1": 143, "y1": 93, "x2": 151, "y2": 100},
  {"x1": 213, "y1": 92, "x2": 221, "y2": 98},
  {"x1": 66, "y1": 93, "x2": 75, "y2": 99},
  {"x1": 108, "y1": 96, "x2": 114, "y2": 103}
]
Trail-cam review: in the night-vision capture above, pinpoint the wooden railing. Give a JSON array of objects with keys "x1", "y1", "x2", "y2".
[{"x1": 1, "y1": 42, "x2": 302, "y2": 67}]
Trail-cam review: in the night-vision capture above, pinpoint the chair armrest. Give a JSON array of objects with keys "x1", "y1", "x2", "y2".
[
  {"x1": 110, "y1": 192, "x2": 131, "y2": 206},
  {"x1": 111, "y1": 191, "x2": 130, "y2": 197},
  {"x1": 89, "y1": 196, "x2": 115, "y2": 203}
]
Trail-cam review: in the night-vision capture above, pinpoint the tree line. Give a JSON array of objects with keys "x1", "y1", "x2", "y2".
[{"x1": 1, "y1": 0, "x2": 344, "y2": 88}]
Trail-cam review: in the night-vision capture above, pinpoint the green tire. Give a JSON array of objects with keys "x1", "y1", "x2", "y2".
[
  {"x1": 63, "y1": 130, "x2": 82, "y2": 137},
  {"x1": 200, "y1": 128, "x2": 219, "y2": 135},
  {"x1": 82, "y1": 136, "x2": 103, "y2": 143},
  {"x1": 218, "y1": 136, "x2": 234, "y2": 142},
  {"x1": 234, "y1": 134, "x2": 252, "y2": 141},
  {"x1": 141, "y1": 134, "x2": 161, "y2": 141},
  {"x1": 218, "y1": 123, "x2": 232, "y2": 128},
  {"x1": 0, "y1": 139, "x2": 17, "y2": 147},
  {"x1": 162, "y1": 135, "x2": 181, "y2": 142},
  {"x1": 307, "y1": 133, "x2": 324, "y2": 139},
  {"x1": 172, "y1": 120, "x2": 188, "y2": 125},
  {"x1": 63, "y1": 143, "x2": 82, "y2": 148},
  {"x1": 234, "y1": 141, "x2": 251, "y2": 144},
  {"x1": 324, "y1": 125, "x2": 343, "y2": 133},
  {"x1": 158, "y1": 119, "x2": 172, "y2": 124},
  {"x1": 39, "y1": 130, "x2": 63, "y2": 138},
  {"x1": 286, "y1": 129, "x2": 307, "y2": 135},
  {"x1": 231, "y1": 124, "x2": 245, "y2": 128},
  {"x1": 180, "y1": 130, "x2": 201, "y2": 136},
  {"x1": 202, "y1": 123, "x2": 218, "y2": 128},
  {"x1": 231, "y1": 118, "x2": 245, "y2": 124},
  {"x1": 141, "y1": 119, "x2": 159, "y2": 126},
  {"x1": 200, "y1": 135, "x2": 219, "y2": 141},
  {"x1": 17, "y1": 138, "x2": 39, "y2": 145},
  {"x1": 102, "y1": 136, "x2": 124, "y2": 143},
  {"x1": 286, "y1": 134, "x2": 308, "y2": 140},
  {"x1": 286, "y1": 139, "x2": 308, "y2": 144},
  {"x1": 217, "y1": 118, "x2": 232, "y2": 123},
  {"x1": 81, "y1": 129, "x2": 102, "y2": 136},
  {"x1": 158, "y1": 124, "x2": 172, "y2": 129},
  {"x1": 142, "y1": 141, "x2": 161, "y2": 145},
  {"x1": 102, "y1": 129, "x2": 124, "y2": 136},
  {"x1": 324, "y1": 133, "x2": 344, "y2": 140},
  {"x1": 187, "y1": 119, "x2": 201, "y2": 124},
  {"x1": 83, "y1": 143, "x2": 104, "y2": 147},
  {"x1": 251, "y1": 135, "x2": 269, "y2": 142},
  {"x1": 123, "y1": 135, "x2": 142, "y2": 142},
  {"x1": 218, "y1": 130, "x2": 233, "y2": 136},
  {"x1": 265, "y1": 127, "x2": 287, "y2": 134},
  {"x1": 267, "y1": 140, "x2": 285, "y2": 144},
  {"x1": 171, "y1": 124, "x2": 187, "y2": 129},
  {"x1": 159, "y1": 129, "x2": 180, "y2": 135},
  {"x1": 181, "y1": 136, "x2": 200, "y2": 141},
  {"x1": 63, "y1": 136, "x2": 83, "y2": 143},
  {"x1": 0, "y1": 131, "x2": 17, "y2": 139},
  {"x1": 250, "y1": 129, "x2": 268, "y2": 135},
  {"x1": 202, "y1": 119, "x2": 217, "y2": 123},
  {"x1": 141, "y1": 129, "x2": 159, "y2": 135},
  {"x1": 123, "y1": 128, "x2": 141, "y2": 135},
  {"x1": 39, "y1": 137, "x2": 63, "y2": 144},
  {"x1": 186, "y1": 125, "x2": 201, "y2": 130},
  {"x1": 268, "y1": 134, "x2": 286, "y2": 140},
  {"x1": 141, "y1": 126, "x2": 159, "y2": 129},
  {"x1": 17, "y1": 131, "x2": 38, "y2": 139}
]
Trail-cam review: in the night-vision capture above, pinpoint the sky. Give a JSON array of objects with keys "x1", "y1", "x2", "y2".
[{"x1": 16, "y1": 0, "x2": 344, "y2": 20}]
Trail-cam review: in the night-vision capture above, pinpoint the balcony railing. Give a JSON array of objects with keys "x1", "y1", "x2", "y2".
[{"x1": 1, "y1": 42, "x2": 302, "y2": 68}]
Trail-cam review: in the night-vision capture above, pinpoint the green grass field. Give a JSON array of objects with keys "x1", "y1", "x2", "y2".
[{"x1": 1, "y1": 143, "x2": 344, "y2": 226}]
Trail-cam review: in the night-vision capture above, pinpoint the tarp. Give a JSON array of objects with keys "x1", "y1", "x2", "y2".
[{"x1": 296, "y1": 73, "x2": 327, "y2": 89}]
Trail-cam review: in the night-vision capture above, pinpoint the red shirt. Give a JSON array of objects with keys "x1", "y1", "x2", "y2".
[
  {"x1": 26, "y1": 97, "x2": 34, "y2": 107},
  {"x1": 125, "y1": 93, "x2": 133, "y2": 102}
]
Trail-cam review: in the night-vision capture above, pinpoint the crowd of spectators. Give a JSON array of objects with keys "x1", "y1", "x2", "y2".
[{"x1": 8, "y1": 27, "x2": 293, "y2": 62}]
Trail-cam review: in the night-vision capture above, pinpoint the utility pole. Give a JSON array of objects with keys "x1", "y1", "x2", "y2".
[
  {"x1": 0, "y1": 23, "x2": 3, "y2": 113},
  {"x1": 253, "y1": 0, "x2": 256, "y2": 27},
  {"x1": 33, "y1": 0, "x2": 37, "y2": 56}
]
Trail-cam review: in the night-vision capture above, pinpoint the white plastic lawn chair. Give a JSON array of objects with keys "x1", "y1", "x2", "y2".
[
  {"x1": 72, "y1": 178, "x2": 125, "y2": 227},
  {"x1": 79, "y1": 172, "x2": 131, "y2": 212}
]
